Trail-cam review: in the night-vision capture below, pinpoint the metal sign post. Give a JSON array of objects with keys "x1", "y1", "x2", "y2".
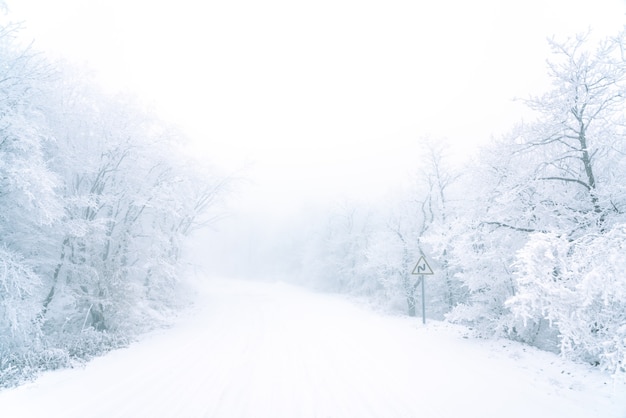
[
  {"x1": 411, "y1": 255, "x2": 434, "y2": 325},
  {"x1": 421, "y1": 275, "x2": 425, "y2": 324}
]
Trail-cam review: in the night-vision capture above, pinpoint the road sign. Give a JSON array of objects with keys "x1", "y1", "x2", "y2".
[
  {"x1": 411, "y1": 255, "x2": 434, "y2": 275},
  {"x1": 411, "y1": 255, "x2": 434, "y2": 325}
]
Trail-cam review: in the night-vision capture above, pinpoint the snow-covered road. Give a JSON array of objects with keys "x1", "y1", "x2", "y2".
[{"x1": 1, "y1": 277, "x2": 624, "y2": 417}]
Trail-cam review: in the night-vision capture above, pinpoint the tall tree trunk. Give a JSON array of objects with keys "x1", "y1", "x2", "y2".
[
  {"x1": 40, "y1": 237, "x2": 70, "y2": 319},
  {"x1": 407, "y1": 294, "x2": 417, "y2": 317}
]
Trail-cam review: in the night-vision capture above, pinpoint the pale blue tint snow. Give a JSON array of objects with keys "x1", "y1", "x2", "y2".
[{"x1": 0, "y1": 278, "x2": 623, "y2": 418}]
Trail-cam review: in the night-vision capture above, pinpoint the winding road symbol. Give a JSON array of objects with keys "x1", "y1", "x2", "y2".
[{"x1": 411, "y1": 255, "x2": 434, "y2": 275}]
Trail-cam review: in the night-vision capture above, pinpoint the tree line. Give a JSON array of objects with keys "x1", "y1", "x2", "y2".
[
  {"x1": 0, "y1": 14, "x2": 228, "y2": 386},
  {"x1": 301, "y1": 30, "x2": 626, "y2": 376}
]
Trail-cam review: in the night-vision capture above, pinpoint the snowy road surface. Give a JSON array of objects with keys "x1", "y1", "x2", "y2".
[{"x1": 1, "y1": 277, "x2": 625, "y2": 418}]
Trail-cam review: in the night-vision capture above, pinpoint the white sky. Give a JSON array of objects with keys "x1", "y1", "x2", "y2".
[{"x1": 6, "y1": 0, "x2": 626, "y2": 216}]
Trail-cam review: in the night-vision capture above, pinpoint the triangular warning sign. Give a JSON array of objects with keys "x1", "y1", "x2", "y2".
[{"x1": 411, "y1": 255, "x2": 434, "y2": 275}]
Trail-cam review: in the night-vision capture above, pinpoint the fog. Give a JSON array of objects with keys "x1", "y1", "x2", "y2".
[
  {"x1": 9, "y1": 0, "x2": 626, "y2": 277},
  {"x1": 4, "y1": 0, "x2": 626, "y2": 404}
]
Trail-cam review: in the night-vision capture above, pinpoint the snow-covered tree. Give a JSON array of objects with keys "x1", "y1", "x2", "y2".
[
  {"x1": 365, "y1": 205, "x2": 423, "y2": 315},
  {"x1": 505, "y1": 30, "x2": 626, "y2": 363},
  {"x1": 444, "y1": 31, "x2": 626, "y2": 350},
  {"x1": 0, "y1": 16, "x2": 229, "y2": 386},
  {"x1": 37, "y1": 81, "x2": 227, "y2": 338},
  {"x1": 0, "y1": 20, "x2": 64, "y2": 381},
  {"x1": 307, "y1": 203, "x2": 377, "y2": 294},
  {"x1": 295, "y1": 29, "x2": 626, "y2": 375},
  {"x1": 431, "y1": 138, "x2": 540, "y2": 338},
  {"x1": 417, "y1": 140, "x2": 463, "y2": 313},
  {"x1": 300, "y1": 141, "x2": 461, "y2": 317},
  {"x1": 514, "y1": 31, "x2": 626, "y2": 236},
  {"x1": 510, "y1": 225, "x2": 626, "y2": 374},
  {"x1": 371, "y1": 143, "x2": 459, "y2": 318}
]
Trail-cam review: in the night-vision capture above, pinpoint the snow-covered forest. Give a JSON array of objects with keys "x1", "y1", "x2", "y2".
[
  {"x1": 297, "y1": 30, "x2": 626, "y2": 377},
  {"x1": 0, "y1": 10, "x2": 228, "y2": 386},
  {"x1": 1, "y1": 1, "x2": 626, "y2": 415}
]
